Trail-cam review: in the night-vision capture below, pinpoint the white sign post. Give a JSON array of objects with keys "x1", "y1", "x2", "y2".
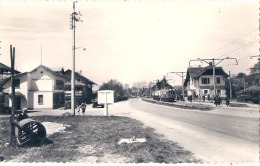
[{"x1": 98, "y1": 90, "x2": 114, "y2": 116}]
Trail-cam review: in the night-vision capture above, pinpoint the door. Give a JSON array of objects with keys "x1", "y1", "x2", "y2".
[{"x1": 15, "y1": 96, "x2": 21, "y2": 110}]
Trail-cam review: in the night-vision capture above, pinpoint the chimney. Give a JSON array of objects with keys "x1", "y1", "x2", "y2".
[{"x1": 79, "y1": 70, "x2": 82, "y2": 75}]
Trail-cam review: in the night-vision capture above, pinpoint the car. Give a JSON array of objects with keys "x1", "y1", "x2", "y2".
[{"x1": 91, "y1": 99, "x2": 104, "y2": 108}]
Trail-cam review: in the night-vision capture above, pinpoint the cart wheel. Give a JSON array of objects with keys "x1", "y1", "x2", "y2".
[{"x1": 15, "y1": 118, "x2": 46, "y2": 146}]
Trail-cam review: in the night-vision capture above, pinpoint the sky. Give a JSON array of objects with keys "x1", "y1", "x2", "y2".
[{"x1": 0, "y1": 0, "x2": 259, "y2": 88}]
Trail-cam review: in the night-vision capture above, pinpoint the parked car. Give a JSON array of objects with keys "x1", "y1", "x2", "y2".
[{"x1": 91, "y1": 99, "x2": 104, "y2": 108}]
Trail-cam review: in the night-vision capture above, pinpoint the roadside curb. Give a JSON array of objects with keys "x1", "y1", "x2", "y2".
[{"x1": 142, "y1": 98, "x2": 213, "y2": 111}]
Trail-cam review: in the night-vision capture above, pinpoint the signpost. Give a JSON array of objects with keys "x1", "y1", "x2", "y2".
[{"x1": 98, "y1": 90, "x2": 114, "y2": 116}]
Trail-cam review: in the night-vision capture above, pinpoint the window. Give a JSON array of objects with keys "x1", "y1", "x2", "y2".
[
  {"x1": 38, "y1": 95, "x2": 43, "y2": 105},
  {"x1": 216, "y1": 77, "x2": 221, "y2": 84},
  {"x1": 204, "y1": 90, "x2": 208, "y2": 94},
  {"x1": 201, "y1": 78, "x2": 210, "y2": 84},
  {"x1": 14, "y1": 79, "x2": 20, "y2": 88},
  {"x1": 76, "y1": 78, "x2": 81, "y2": 82},
  {"x1": 56, "y1": 80, "x2": 64, "y2": 86}
]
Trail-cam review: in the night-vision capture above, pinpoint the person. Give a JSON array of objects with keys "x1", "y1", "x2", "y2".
[
  {"x1": 214, "y1": 96, "x2": 219, "y2": 107},
  {"x1": 225, "y1": 97, "x2": 230, "y2": 107},
  {"x1": 17, "y1": 108, "x2": 29, "y2": 121},
  {"x1": 180, "y1": 94, "x2": 184, "y2": 102},
  {"x1": 202, "y1": 95, "x2": 205, "y2": 102},
  {"x1": 80, "y1": 102, "x2": 86, "y2": 114},
  {"x1": 76, "y1": 105, "x2": 81, "y2": 115},
  {"x1": 207, "y1": 94, "x2": 210, "y2": 101}
]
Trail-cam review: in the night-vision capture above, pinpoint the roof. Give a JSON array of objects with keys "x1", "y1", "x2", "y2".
[
  {"x1": 0, "y1": 72, "x2": 28, "y2": 87},
  {"x1": 30, "y1": 65, "x2": 66, "y2": 79},
  {"x1": 187, "y1": 66, "x2": 229, "y2": 78},
  {"x1": 0, "y1": 62, "x2": 21, "y2": 74},
  {"x1": 151, "y1": 79, "x2": 174, "y2": 90},
  {"x1": 64, "y1": 69, "x2": 97, "y2": 85}
]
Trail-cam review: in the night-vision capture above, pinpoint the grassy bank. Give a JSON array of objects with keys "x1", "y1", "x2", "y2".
[{"x1": 0, "y1": 115, "x2": 200, "y2": 163}]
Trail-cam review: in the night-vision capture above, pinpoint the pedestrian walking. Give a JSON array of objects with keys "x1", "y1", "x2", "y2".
[
  {"x1": 76, "y1": 105, "x2": 81, "y2": 115},
  {"x1": 202, "y1": 95, "x2": 205, "y2": 102},
  {"x1": 80, "y1": 102, "x2": 86, "y2": 114},
  {"x1": 225, "y1": 97, "x2": 230, "y2": 107},
  {"x1": 214, "y1": 96, "x2": 220, "y2": 106}
]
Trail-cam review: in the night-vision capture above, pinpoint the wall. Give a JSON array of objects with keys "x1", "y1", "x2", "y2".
[
  {"x1": 3, "y1": 73, "x2": 29, "y2": 109},
  {"x1": 33, "y1": 91, "x2": 53, "y2": 109}
]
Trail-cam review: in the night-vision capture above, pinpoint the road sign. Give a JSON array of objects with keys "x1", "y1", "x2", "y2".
[{"x1": 98, "y1": 90, "x2": 114, "y2": 116}]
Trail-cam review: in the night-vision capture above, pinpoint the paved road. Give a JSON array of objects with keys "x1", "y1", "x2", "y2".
[
  {"x1": 4, "y1": 98, "x2": 258, "y2": 163},
  {"x1": 109, "y1": 98, "x2": 259, "y2": 163}
]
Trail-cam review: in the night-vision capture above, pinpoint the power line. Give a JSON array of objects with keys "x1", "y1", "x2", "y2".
[
  {"x1": 199, "y1": 28, "x2": 258, "y2": 59},
  {"x1": 217, "y1": 39, "x2": 259, "y2": 59}
]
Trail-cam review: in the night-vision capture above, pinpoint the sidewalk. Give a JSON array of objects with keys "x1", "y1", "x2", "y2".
[{"x1": 0, "y1": 105, "x2": 107, "y2": 118}]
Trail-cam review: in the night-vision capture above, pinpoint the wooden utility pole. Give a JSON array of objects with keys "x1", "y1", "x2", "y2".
[
  {"x1": 229, "y1": 71, "x2": 232, "y2": 99},
  {"x1": 10, "y1": 45, "x2": 16, "y2": 146},
  {"x1": 70, "y1": 1, "x2": 82, "y2": 116}
]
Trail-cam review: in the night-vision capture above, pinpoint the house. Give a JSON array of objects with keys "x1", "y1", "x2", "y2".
[
  {"x1": 184, "y1": 65, "x2": 229, "y2": 99},
  {"x1": 60, "y1": 69, "x2": 96, "y2": 105},
  {"x1": 2, "y1": 65, "x2": 66, "y2": 110},
  {"x1": 151, "y1": 77, "x2": 174, "y2": 91},
  {"x1": 0, "y1": 62, "x2": 21, "y2": 111}
]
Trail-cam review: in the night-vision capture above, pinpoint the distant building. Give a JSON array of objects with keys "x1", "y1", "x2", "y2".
[{"x1": 184, "y1": 65, "x2": 229, "y2": 99}]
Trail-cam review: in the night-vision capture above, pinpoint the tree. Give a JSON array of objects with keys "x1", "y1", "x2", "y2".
[
  {"x1": 250, "y1": 60, "x2": 260, "y2": 75},
  {"x1": 236, "y1": 72, "x2": 246, "y2": 78},
  {"x1": 99, "y1": 79, "x2": 126, "y2": 98}
]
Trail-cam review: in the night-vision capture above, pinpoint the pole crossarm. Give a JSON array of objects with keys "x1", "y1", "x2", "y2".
[
  {"x1": 189, "y1": 57, "x2": 238, "y2": 67},
  {"x1": 250, "y1": 55, "x2": 260, "y2": 60}
]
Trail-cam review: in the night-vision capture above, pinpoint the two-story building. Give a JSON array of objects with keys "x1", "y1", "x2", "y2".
[
  {"x1": 184, "y1": 65, "x2": 229, "y2": 99},
  {"x1": 54, "y1": 69, "x2": 96, "y2": 105},
  {"x1": 2, "y1": 65, "x2": 66, "y2": 110}
]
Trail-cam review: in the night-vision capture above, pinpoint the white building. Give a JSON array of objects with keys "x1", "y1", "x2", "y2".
[
  {"x1": 2, "y1": 65, "x2": 66, "y2": 110},
  {"x1": 184, "y1": 65, "x2": 229, "y2": 99}
]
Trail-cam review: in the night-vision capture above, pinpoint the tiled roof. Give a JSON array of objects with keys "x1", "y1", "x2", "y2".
[
  {"x1": 64, "y1": 69, "x2": 96, "y2": 85},
  {"x1": 187, "y1": 66, "x2": 229, "y2": 78}
]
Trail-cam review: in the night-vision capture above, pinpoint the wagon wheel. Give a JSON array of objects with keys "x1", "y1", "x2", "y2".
[{"x1": 15, "y1": 119, "x2": 46, "y2": 146}]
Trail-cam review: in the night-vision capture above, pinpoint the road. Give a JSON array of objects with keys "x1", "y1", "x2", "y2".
[{"x1": 109, "y1": 98, "x2": 259, "y2": 163}]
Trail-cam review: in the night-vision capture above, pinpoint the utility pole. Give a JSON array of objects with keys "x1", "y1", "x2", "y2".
[
  {"x1": 70, "y1": 1, "x2": 82, "y2": 116},
  {"x1": 167, "y1": 72, "x2": 186, "y2": 100},
  {"x1": 189, "y1": 57, "x2": 238, "y2": 97},
  {"x1": 10, "y1": 45, "x2": 16, "y2": 146},
  {"x1": 229, "y1": 71, "x2": 232, "y2": 99}
]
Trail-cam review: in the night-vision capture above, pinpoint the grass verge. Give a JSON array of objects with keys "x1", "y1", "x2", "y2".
[{"x1": 0, "y1": 115, "x2": 201, "y2": 163}]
